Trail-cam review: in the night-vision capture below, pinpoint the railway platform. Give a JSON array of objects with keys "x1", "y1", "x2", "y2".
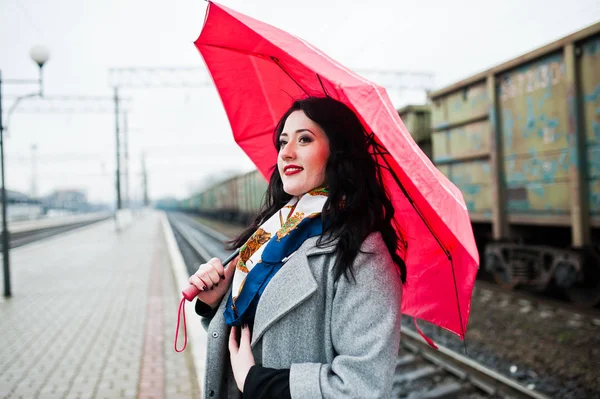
[{"x1": 0, "y1": 211, "x2": 202, "y2": 399}]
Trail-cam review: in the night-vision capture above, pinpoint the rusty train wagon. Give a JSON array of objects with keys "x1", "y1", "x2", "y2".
[
  {"x1": 181, "y1": 170, "x2": 268, "y2": 225},
  {"x1": 397, "y1": 105, "x2": 433, "y2": 160},
  {"x1": 428, "y1": 23, "x2": 600, "y2": 306},
  {"x1": 233, "y1": 170, "x2": 269, "y2": 224}
]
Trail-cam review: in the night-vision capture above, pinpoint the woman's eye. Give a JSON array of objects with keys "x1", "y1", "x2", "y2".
[
  {"x1": 299, "y1": 136, "x2": 312, "y2": 143},
  {"x1": 279, "y1": 141, "x2": 287, "y2": 147}
]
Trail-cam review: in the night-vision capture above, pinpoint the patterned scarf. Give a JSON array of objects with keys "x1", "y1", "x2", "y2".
[{"x1": 224, "y1": 188, "x2": 328, "y2": 326}]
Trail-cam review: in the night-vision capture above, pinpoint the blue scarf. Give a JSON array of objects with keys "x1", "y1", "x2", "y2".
[{"x1": 224, "y1": 189, "x2": 327, "y2": 326}]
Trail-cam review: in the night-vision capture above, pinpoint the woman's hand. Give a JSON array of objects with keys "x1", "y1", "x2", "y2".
[
  {"x1": 188, "y1": 256, "x2": 237, "y2": 309},
  {"x1": 228, "y1": 325, "x2": 255, "y2": 393}
]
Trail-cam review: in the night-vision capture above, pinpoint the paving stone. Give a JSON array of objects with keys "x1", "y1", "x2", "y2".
[
  {"x1": 0, "y1": 213, "x2": 199, "y2": 399},
  {"x1": 0, "y1": 388, "x2": 14, "y2": 397}
]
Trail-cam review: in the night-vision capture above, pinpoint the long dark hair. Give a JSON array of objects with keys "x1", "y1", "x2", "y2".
[{"x1": 228, "y1": 97, "x2": 406, "y2": 283}]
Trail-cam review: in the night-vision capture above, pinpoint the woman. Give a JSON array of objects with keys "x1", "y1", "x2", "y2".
[{"x1": 188, "y1": 97, "x2": 406, "y2": 398}]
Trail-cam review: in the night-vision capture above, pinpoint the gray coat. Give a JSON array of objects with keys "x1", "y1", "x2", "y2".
[{"x1": 200, "y1": 232, "x2": 403, "y2": 399}]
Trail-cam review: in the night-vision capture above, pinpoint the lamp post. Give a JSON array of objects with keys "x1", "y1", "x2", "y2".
[
  {"x1": 1, "y1": 45, "x2": 50, "y2": 297},
  {"x1": 114, "y1": 87, "x2": 122, "y2": 211}
]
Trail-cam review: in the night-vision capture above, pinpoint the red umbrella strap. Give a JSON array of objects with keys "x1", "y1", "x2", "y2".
[
  {"x1": 174, "y1": 297, "x2": 188, "y2": 352},
  {"x1": 413, "y1": 318, "x2": 438, "y2": 349}
]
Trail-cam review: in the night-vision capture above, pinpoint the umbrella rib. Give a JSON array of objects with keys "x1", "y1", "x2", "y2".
[
  {"x1": 199, "y1": 44, "x2": 327, "y2": 99},
  {"x1": 450, "y1": 256, "x2": 469, "y2": 354},
  {"x1": 199, "y1": 44, "x2": 310, "y2": 97},
  {"x1": 368, "y1": 133, "x2": 449, "y2": 255},
  {"x1": 368, "y1": 132, "x2": 467, "y2": 342},
  {"x1": 270, "y1": 57, "x2": 309, "y2": 96},
  {"x1": 316, "y1": 74, "x2": 332, "y2": 98}
]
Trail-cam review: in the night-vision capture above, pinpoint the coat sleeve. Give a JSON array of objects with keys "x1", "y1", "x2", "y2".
[
  {"x1": 289, "y1": 233, "x2": 403, "y2": 399},
  {"x1": 195, "y1": 299, "x2": 218, "y2": 331}
]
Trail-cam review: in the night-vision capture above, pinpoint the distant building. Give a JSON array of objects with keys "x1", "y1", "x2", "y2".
[
  {"x1": 0, "y1": 188, "x2": 38, "y2": 204},
  {"x1": 0, "y1": 189, "x2": 44, "y2": 221},
  {"x1": 42, "y1": 189, "x2": 89, "y2": 212}
]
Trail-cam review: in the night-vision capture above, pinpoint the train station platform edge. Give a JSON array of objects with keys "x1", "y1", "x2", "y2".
[{"x1": 159, "y1": 212, "x2": 207, "y2": 394}]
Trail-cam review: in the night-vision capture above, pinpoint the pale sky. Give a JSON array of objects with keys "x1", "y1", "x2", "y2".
[{"x1": 1, "y1": 0, "x2": 599, "y2": 206}]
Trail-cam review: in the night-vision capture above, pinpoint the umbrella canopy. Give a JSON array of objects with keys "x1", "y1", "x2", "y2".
[{"x1": 195, "y1": 1, "x2": 479, "y2": 339}]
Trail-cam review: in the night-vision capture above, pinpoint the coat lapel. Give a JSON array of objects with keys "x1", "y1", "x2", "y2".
[{"x1": 251, "y1": 236, "x2": 337, "y2": 346}]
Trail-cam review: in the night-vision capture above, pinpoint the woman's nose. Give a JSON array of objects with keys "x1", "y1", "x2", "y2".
[{"x1": 280, "y1": 142, "x2": 296, "y2": 160}]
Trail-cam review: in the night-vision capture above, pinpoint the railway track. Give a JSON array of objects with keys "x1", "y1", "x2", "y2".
[
  {"x1": 394, "y1": 330, "x2": 550, "y2": 398},
  {"x1": 167, "y1": 211, "x2": 551, "y2": 399},
  {"x1": 0, "y1": 217, "x2": 110, "y2": 250},
  {"x1": 167, "y1": 212, "x2": 232, "y2": 276}
]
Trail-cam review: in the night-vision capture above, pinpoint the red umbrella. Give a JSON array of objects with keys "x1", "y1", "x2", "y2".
[{"x1": 194, "y1": 1, "x2": 479, "y2": 340}]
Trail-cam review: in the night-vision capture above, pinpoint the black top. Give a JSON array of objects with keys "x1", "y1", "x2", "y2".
[
  {"x1": 243, "y1": 366, "x2": 291, "y2": 399},
  {"x1": 195, "y1": 299, "x2": 218, "y2": 319},
  {"x1": 196, "y1": 300, "x2": 292, "y2": 398}
]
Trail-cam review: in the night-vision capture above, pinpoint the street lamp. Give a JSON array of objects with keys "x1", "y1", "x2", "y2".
[
  {"x1": 29, "y1": 45, "x2": 50, "y2": 94},
  {"x1": 1, "y1": 45, "x2": 50, "y2": 297}
]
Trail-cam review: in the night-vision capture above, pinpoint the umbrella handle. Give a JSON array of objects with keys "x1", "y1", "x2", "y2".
[{"x1": 181, "y1": 248, "x2": 240, "y2": 302}]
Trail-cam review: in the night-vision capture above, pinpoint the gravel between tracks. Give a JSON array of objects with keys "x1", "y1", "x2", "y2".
[
  {"x1": 187, "y1": 214, "x2": 600, "y2": 399},
  {"x1": 403, "y1": 285, "x2": 600, "y2": 399}
]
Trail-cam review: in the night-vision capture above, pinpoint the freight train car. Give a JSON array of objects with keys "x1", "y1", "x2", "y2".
[
  {"x1": 180, "y1": 169, "x2": 268, "y2": 225},
  {"x1": 397, "y1": 105, "x2": 433, "y2": 160},
  {"x1": 428, "y1": 22, "x2": 600, "y2": 306}
]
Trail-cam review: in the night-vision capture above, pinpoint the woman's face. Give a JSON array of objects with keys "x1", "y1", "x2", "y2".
[{"x1": 277, "y1": 110, "x2": 330, "y2": 196}]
